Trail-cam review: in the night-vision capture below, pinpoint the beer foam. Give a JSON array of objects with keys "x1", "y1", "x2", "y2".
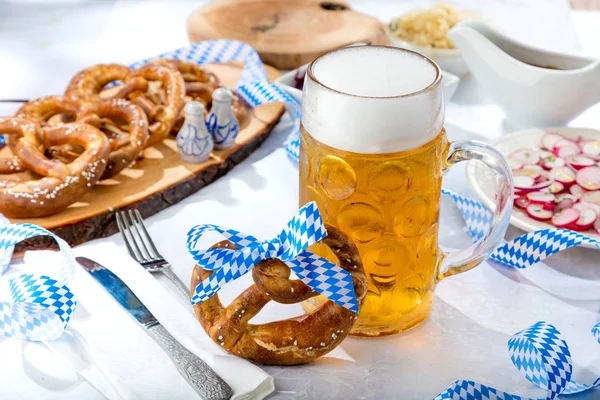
[{"x1": 302, "y1": 46, "x2": 444, "y2": 154}]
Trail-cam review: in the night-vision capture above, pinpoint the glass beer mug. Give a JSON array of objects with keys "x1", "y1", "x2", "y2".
[{"x1": 300, "y1": 46, "x2": 513, "y2": 337}]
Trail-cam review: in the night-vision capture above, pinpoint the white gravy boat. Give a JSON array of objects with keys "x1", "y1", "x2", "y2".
[{"x1": 448, "y1": 20, "x2": 600, "y2": 127}]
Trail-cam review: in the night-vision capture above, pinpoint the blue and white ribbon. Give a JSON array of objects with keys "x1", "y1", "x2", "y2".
[
  {"x1": 128, "y1": 39, "x2": 302, "y2": 160},
  {"x1": 434, "y1": 190, "x2": 600, "y2": 398},
  {"x1": 435, "y1": 321, "x2": 600, "y2": 399},
  {"x1": 186, "y1": 201, "x2": 359, "y2": 313},
  {"x1": 442, "y1": 188, "x2": 600, "y2": 266},
  {"x1": 0, "y1": 215, "x2": 77, "y2": 341}
]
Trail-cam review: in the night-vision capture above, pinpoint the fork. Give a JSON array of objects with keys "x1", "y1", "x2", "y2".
[{"x1": 116, "y1": 209, "x2": 191, "y2": 300}]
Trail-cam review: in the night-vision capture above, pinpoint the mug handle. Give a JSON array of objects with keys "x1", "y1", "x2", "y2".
[{"x1": 437, "y1": 140, "x2": 514, "y2": 281}]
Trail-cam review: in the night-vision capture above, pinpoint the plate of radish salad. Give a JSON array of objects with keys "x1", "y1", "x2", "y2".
[{"x1": 466, "y1": 127, "x2": 600, "y2": 244}]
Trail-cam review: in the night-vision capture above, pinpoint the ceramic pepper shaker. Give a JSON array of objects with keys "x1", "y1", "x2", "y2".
[
  {"x1": 206, "y1": 87, "x2": 239, "y2": 150},
  {"x1": 176, "y1": 101, "x2": 214, "y2": 164}
]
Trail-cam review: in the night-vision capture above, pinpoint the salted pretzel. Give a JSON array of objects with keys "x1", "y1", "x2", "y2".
[
  {"x1": 149, "y1": 59, "x2": 249, "y2": 132},
  {"x1": 76, "y1": 99, "x2": 149, "y2": 179},
  {"x1": 191, "y1": 225, "x2": 368, "y2": 365},
  {"x1": 0, "y1": 118, "x2": 41, "y2": 176},
  {"x1": 125, "y1": 64, "x2": 185, "y2": 147},
  {"x1": 16, "y1": 95, "x2": 81, "y2": 126},
  {"x1": 65, "y1": 64, "x2": 147, "y2": 103},
  {"x1": 0, "y1": 119, "x2": 109, "y2": 218}
]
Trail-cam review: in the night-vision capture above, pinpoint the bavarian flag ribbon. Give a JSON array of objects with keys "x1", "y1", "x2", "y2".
[
  {"x1": 435, "y1": 321, "x2": 600, "y2": 399},
  {"x1": 186, "y1": 202, "x2": 359, "y2": 313},
  {"x1": 0, "y1": 215, "x2": 77, "y2": 341}
]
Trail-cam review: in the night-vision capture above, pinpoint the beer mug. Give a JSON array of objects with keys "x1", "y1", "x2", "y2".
[{"x1": 299, "y1": 46, "x2": 513, "y2": 337}]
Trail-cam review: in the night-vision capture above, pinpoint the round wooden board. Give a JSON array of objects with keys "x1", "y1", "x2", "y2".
[
  {"x1": 8, "y1": 63, "x2": 286, "y2": 252},
  {"x1": 187, "y1": 0, "x2": 388, "y2": 70}
]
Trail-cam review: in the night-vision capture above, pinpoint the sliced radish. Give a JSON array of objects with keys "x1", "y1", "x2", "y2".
[
  {"x1": 541, "y1": 181, "x2": 565, "y2": 194},
  {"x1": 514, "y1": 168, "x2": 541, "y2": 180},
  {"x1": 526, "y1": 192, "x2": 556, "y2": 204},
  {"x1": 554, "y1": 143, "x2": 581, "y2": 158},
  {"x1": 551, "y1": 208, "x2": 580, "y2": 227},
  {"x1": 556, "y1": 193, "x2": 578, "y2": 203},
  {"x1": 514, "y1": 175, "x2": 535, "y2": 189},
  {"x1": 575, "y1": 166, "x2": 600, "y2": 190},
  {"x1": 573, "y1": 208, "x2": 597, "y2": 231},
  {"x1": 541, "y1": 132, "x2": 566, "y2": 150},
  {"x1": 569, "y1": 184, "x2": 586, "y2": 198},
  {"x1": 526, "y1": 204, "x2": 553, "y2": 221},
  {"x1": 551, "y1": 166, "x2": 576, "y2": 186},
  {"x1": 581, "y1": 141, "x2": 600, "y2": 158},
  {"x1": 538, "y1": 150, "x2": 554, "y2": 159},
  {"x1": 540, "y1": 155, "x2": 566, "y2": 170},
  {"x1": 580, "y1": 190, "x2": 600, "y2": 205},
  {"x1": 515, "y1": 196, "x2": 530, "y2": 209},
  {"x1": 595, "y1": 218, "x2": 600, "y2": 234},
  {"x1": 508, "y1": 158, "x2": 524, "y2": 170},
  {"x1": 566, "y1": 155, "x2": 596, "y2": 170},
  {"x1": 573, "y1": 201, "x2": 600, "y2": 215},
  {"x1": 510, "y1": 149, "x2": 540, "y2": 165},
  {"x1": 554, "y1": 199, "x2": 574, "y2": 213}
]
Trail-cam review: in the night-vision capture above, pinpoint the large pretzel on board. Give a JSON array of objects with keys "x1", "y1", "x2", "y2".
[
  {"x1": 124, "y1": 64, "x2": 185, "y2": 148},
  {"x1": 15, "y1": 95, "x2": 81, "y2": 125},
  {"x1": 65, "y1": 63, "x2": 148, "y2": 103},
  {"x1": 149, "y1": 59, "x2": 249, "y2": 132},
  {"x1": 190, "y1": 224, "x2": 367, "y2": 365},
  {"x1": 0, "y1": 119, "x2": 109, "y2": 218},
  {"x1": 0, "y1": 117, "x2": 41, "y2": 176},
  {"x1": 77, "y1": 99, "x2": 149, "y2": 179}
]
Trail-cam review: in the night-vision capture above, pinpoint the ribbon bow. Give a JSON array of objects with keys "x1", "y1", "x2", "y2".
[{"x1": 186, "y1": 202, "x2": 359, "y2": 313}]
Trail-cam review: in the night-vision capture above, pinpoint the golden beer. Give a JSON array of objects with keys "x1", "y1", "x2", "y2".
[
  {"x1": 299, "y1": 46, "x2": 513, "y2": 337},
  {"x1": 301, "y1": 128, "x2": 448, "y2": 336}
]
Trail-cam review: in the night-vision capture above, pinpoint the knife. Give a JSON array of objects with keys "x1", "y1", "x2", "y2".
[{"x1": 77, "y1": 256, "x2": 233, "y2": 400}]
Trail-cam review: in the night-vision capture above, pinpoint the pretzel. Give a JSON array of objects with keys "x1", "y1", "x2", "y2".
[
  {"x1": 16, "y1": 95, "x2": 81, "y2": 125},
  {"x1": 0, "y1": 117, "x2": 41, "y2": 176},
  {"x1": 0, "y1": 119, "x2": 109, "y2": 218},
  {"x1": 125, "y1": 64, "x2": 185, "y2": 147},
  {"x1": 77, "y1": 99, "x2": 149, "y2": 179},
  {"x1": 190, "y1": 224, "x2": 368, "y2": 365},
  {"x1": 149, "y1": 59, "x2": 248, "y2": 132},
  {"x1": 65, "y1": 64, "x2": 147, "y2": 103}
]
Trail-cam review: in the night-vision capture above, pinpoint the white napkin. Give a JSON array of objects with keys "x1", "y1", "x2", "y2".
[{"x1": 24, "y1": 242, "x2": 274, "y2": 400}]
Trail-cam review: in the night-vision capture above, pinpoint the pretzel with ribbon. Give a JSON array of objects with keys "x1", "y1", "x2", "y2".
[
  {"x1": 188, "y1": 202, "x2": 366, "y2": 365},
  {"x1": 0, "y1": 119, "x2": 109, "y2": 217},
  {"x1": 125, "y1": 64, "x2": 185, "y2": 148}
]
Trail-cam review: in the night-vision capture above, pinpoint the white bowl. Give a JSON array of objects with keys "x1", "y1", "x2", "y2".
[
  {"x1": 274, "y1": 63, "x2": 460, "y2": 105},
  {"x1": 384, "y1": 25, "x2": 469, "y2": 77}
]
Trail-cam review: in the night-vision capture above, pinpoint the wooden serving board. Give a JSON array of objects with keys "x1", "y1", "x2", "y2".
[
  {"x1": 8, "y1": 63, "x2": 285, "y2": 252},
  {"x1": 187, "y1": 0, "x2": 388, "y2": 70}
]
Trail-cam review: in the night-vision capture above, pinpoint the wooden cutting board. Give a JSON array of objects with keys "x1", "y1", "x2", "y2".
[
  {"x1": 8, "y1": 62, "x2": 286, "y2": 252},
  {"x1": 187, "y1": 0, "x2": 388, "y2": 70}
]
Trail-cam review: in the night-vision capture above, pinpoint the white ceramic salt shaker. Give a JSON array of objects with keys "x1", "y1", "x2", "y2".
[
  {"x1": 176, "y1": 101, "x2": 213, "y2": 164},
  {"x1": 206, "y1": 87, "x2": 239, "y2": 150}
]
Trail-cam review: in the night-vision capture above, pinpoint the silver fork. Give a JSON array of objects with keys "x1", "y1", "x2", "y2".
[{"x1": 116, "y1": 210, "x2": 190, "y2": 299}]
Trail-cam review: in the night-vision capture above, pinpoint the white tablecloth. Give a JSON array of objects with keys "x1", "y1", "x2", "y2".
[{"x1": 0, "y1": 1, "x2": 599, "y2": 399}]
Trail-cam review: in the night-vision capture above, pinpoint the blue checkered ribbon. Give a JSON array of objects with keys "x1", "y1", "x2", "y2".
[
  {"x1": 0, "y1": 214, "x2": 77, "y2": 341},
  {"x1": 435, "y1": 321, "x2": 600, "y2": 399},
  {"x1": 186, "y1": 201, "x2": 359, "y2": 313},
  {"x1": 441, "y1": 188, "x2": 600, "y2": 266},
  {"x1": 128, "y1": 39, "x2": 302, "y2": 160},
  {"x1": 435, "y1": 189, "x2": 600, "y2": 399}
]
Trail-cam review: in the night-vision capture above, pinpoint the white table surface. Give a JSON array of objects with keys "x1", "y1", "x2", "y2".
[{"x1": 0, "y1": 1, "x2": 599, "y2": 399}]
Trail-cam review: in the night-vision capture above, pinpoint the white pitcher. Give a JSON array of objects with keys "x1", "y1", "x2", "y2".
[{"x1": 448, "y1": 20, "x2": 600, "y2": 127}]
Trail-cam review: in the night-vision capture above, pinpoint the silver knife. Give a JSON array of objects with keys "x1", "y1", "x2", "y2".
[{"x1": 77, "y1": 256, "x2": 233, "y2": 400}]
